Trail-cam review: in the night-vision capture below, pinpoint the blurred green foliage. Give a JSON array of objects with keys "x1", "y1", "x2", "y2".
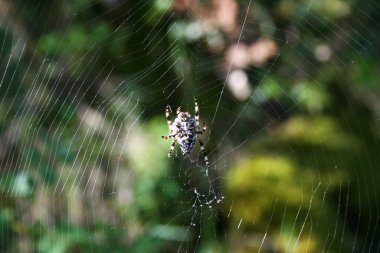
[{"x1": 0, "y1": 0, "x2": 379, "y2": 252}]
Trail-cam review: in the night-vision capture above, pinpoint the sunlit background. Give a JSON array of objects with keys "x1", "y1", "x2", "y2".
[{"x1": 0, "y1": 0, "x2": 379, "y2": 252}]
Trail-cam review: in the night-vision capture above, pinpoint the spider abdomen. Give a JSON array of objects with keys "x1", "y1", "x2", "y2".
[
  {"x1": 178, "y1": 133, "x2": 196, "y2": 154},
  {"x1": 176, "y1": 117, "x2": 197, "y2": 154}
]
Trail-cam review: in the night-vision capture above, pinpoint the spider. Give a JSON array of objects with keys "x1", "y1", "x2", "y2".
[{"x1": 161, "y1": 97, "x2": 209, "y2": 167}]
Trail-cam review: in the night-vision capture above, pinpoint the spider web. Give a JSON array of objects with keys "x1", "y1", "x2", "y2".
[{"x1": 0, "y1": 0, "x2": 379, "y2": 252}]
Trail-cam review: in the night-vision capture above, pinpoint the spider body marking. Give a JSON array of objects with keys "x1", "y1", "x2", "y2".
[
  {"x1": 162, "y1": 97, "x2": 209, "y2": 166},
  {"x1": 174, "y1": 112, "x2": 196, "y2": 154}
]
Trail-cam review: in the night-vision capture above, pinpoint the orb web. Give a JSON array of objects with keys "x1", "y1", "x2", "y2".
[{"x1": 0, "y1": 0, "x2": 379, "y2": 252}]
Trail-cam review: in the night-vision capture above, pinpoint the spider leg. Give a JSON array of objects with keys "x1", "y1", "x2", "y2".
[
  {"x1": 168, "y1": 139, "x2": 177, "y2": 157},
  {"x1": 196, "y1": 123, "x2": 207, "y2": 134},
  {"x1": 194, "y1": 96, "x2": 200, "y2": 128},
  {"x1": 176, "y1": 106, "x2": 182, "y2": 115},
  {"x1": 161, "y1": 135, "x2": 173, "y2": 140},
  {"x1": 202, "y1": 123, "x2": 207, "y2": 133},
  {"x1": 197, "y1": 138, "x2": 209, "y2": 166},
  {"x1": 165, "y1": 105, "x2": 172, "y2": 128}
]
